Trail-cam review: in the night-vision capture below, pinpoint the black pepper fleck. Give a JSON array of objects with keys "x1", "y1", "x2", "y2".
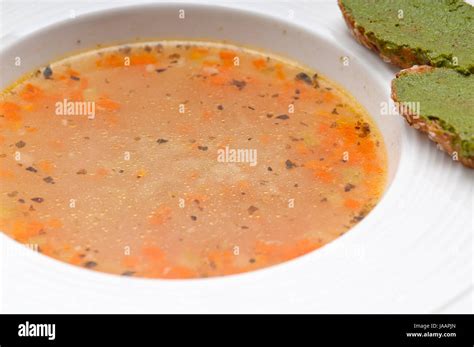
[
  {"x1": 84, "y1": 261, "x2": 98, "y2": 268},
  {"x1": 43, "y1": 176, "x2": 55, "y2": 184},
  {"x1": 248, "y1": 205, "x2": 259, "y2": 215},
  {"x1": 285, "y1": 159, "x2": 297, "y2": 169},
  {"x1": 15, "y1": 140, "x2": 26, "y2": 148}
]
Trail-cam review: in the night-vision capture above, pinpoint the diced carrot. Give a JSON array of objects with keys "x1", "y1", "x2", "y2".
[
  {"x1": 142, "y1": 246, "x2": 166, "y2": 263},
  {"x1": 162, "y1": 265, "x2": 195, "y2": 279},
  {"x1": 322, "y1": 91, "x2": 336, "y2": 102},
  {"x1": 38, "y1": 242, "x2": 55, "y2": 256},
  {"x1": 37, "y1": 160, "x2": 55, "y2": 174},
  {"x1": 68, "y1": 253, "x2": 83, "y2": 266},
  {"x1": 202, "y1": 60, "x2": 220, "y2": 67},
  {"x1": 344, "y1": 198, "x2": 361, "y2": 210},
  {"x1": 255, "y1": 240, "x2": 279, "y2": 256},
  {"x1": 219, "y1": 50, "x2": 237, "y2": 60},
  {"x1": 97, "y1": 96, "x2": 120, "y2": 111},
  {"x1": 96, "y1": 54, "x2": 123, "y2": 68},
  {"x1": 209, "y1": 73, "x2": 228, "y2": 86},
  {"x1": 189, "y1": 47, "x2": 208, "y2": 60},
  {"x1": 122, "y1": 255, "x2": 139, "y2": 268},
  {"x1": 313, "y1": 168, "x2": 334, "y2": 183},
  {"x1": 130, "y1": 52, "x2": 158, "y2": 65},
  {"x1": 1, "y1": 102, "x2": 23, "y2": 128},
  {"x1": 207, "y1": 249, "x2": 234, "y2": 271},
  {"x1": 149, "y1": 205, "x2": 172, "y2": 226},
  {"x1": 275, "y1": 63, "x2": 286, "y2": 80},
  {"x1": 19, "y1": 83, "x2": 43, "y2": 101},
  {"x1": 0, "y1": 101, "x2": 20, "y2": 114},
  {"x1": 12, "y1": 220, "x2": 44, "y2": 242},
  {"x1": 0, "y1": 169, "x2": 15, "y2": 179},
  {"x1": 252, "y1": 58, "x2": 267, "y2": 70}
]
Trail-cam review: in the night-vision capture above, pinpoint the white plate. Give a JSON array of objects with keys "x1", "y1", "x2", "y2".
[{"x1": 0, "y1": 1, "x2": 472, "y2": 313}]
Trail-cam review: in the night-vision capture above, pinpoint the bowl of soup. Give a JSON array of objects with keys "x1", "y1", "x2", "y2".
[{"x1": 0, "y1": 3, "x2": 402, "y2": 312}]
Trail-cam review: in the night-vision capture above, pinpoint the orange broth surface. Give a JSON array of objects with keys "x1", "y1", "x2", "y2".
[{"x1": 0, "y1": 41, "x2": 387, "y2": 279}]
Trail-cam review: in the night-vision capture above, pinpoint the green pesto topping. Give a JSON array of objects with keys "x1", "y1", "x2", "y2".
[
  {"x1": 393, "y1": 68, "x2": 474, "y2": 157},
  {"x1": 341, "y1": 0, "x2": 474, "y2": 74}
]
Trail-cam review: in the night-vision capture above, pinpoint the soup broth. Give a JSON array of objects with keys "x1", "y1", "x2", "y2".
[{"x1": 0, "y1": 41, "x2": 387, "y2": 278}]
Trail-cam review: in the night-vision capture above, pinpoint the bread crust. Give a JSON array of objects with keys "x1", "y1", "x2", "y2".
[
  {"x1": 338, "y1": 0, "x2": 425, "y2": 69},
  {"x1": 391, "y1": 66, "x2": 473, "y2": 168}
]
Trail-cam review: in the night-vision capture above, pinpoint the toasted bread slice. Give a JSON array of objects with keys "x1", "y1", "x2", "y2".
[
  {"x1": 338, "y1": 0, "x2": 474, "y2": 75},
  {"x1": 392, "y1": 66, "x2": 474, "y2": 168}
]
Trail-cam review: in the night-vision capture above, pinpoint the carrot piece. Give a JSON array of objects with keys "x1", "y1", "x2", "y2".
[
  {"x1": 0, "y1": 169, "x2": 15, "y2": 179},
  {"x1": 19, "y1": 83, "x2": 43, "y2": 101},
  {"x1": 162, "y1": 266, "x2": 195, "y2": 279},
  {"x1": 219, "y1": 50, "x2": 236, "y2": 60},
  {"x1": 149, "y1": 205, "x2": 172, "y2": 226},
  {"x1": 68, "y1": 253, "x2": 83, "y2": 265},
  {"x1": 274, "y1": 63, "x2": 286, "y2": 80},
  {"x1": 142, "y1": 246, "x2": 166, "y2": 263},
  {"x1": 0, "y1": 101, "x2": 20, "y2": 112},
  {"x1": 130, "y1": 52, "x2": 158, "y2": 65},
  {"x1": 122, "y1": 255, "x2": 139, "y2": 268},
  {"x1": 344, "y1": 198, "x2": 361, "y2": 210},
  {"x1": 202, "y1": 60, "x2": 220, "y2": 67},
  {"x1": 11, "y1": 220, "x2": 44, "y2": 242},
  {"x1": 209, "y1": 73, "x2": 228, "y2": 86},
  {"x1": 97, "y1": 96, "x2": 120, "y2": 111},
  {"x1": 189, "y1": 47, "x2": 208, "y2": 60},
  {"x1": 322, "y1": 91, "x2": 336, "y2": 103},
  {"x1": 96, "y1": 54, "x2": 123, "y2": 68},
  {"x1": 207, "y1": 249, "x2": 235, "y2": 272},
  {"x1": 1, "y1": 102, "x2": 23, "y2": 129},
  {"x1": 255, "y1": 240, "x2": 279, "y2": 256},
  {"x1": 252, "y1": 58, "x2": 267, "y2": 70},
  {"x1": 37, "y1": 160, "x2": 55, "y2": 174}
]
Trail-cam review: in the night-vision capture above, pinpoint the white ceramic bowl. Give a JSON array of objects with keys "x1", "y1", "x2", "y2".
[{"x1": 0, "y1": 2, "x2": 471, "y2": 313}]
